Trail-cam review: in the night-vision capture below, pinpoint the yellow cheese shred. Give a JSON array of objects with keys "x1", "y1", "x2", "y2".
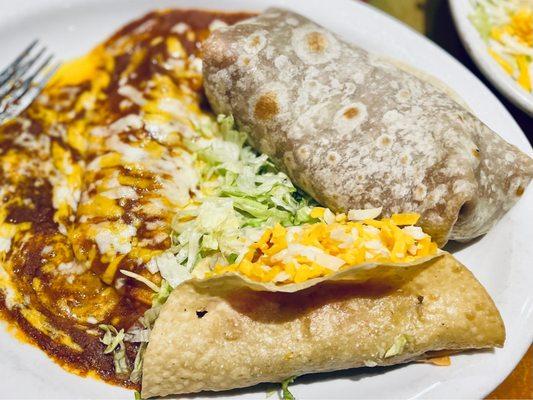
[
  {"x1": 483, "y1": 6, "x2": 532, "y2": 93},
  {"x1": 516, "y1": 55, "x2": 532, "y2": 91},
  {"x1": 212, "y1": 210, "x2": 438, "y2": 285},
  {"x1": 488, "y1": 49, "x2": 514, "y2": 76}
]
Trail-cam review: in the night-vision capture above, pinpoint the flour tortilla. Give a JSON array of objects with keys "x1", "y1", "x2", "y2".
[
  {"x1": 386, "y1": 57, "x2": 471, "y2": 111},
  {"x1": 141, "y1": 253, "x2": 504, "y2": 397},
  {"x1": 202, "y1": 8, "x2": 533, "y2": 246}
]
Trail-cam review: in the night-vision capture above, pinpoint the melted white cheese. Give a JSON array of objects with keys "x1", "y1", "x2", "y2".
[
  {"x1": 0, "y1": 237, "x2": 11, "y2": 253},
  {"x1": 101, "y1": 185, "x2": 138, "y2": 200},
  {"x1": 94, "y1": 223, "x2": 137, "y2": 255}
]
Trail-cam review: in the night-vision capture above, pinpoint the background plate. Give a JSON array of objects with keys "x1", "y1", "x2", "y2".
[
  {"x1": 0, "y1": 0, "x2": 532, "y2": 399},
  {"x1": 449, "y1": 0, "x2": 533, "y2": 116}
]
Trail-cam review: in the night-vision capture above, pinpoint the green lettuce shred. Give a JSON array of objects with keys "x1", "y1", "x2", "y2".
[
  {"x1": 139, "y1": 279, "x2": 172, "y2": 330},
  {"x1": 172, "y1": 115, "x2": 316, "y2": 275},
  {"x1": 281, "y1": 376, "x2": 296, "y2": 400},
  {"x1": 384, "y1": 334, "x2": 411, "y2": 358},
  {"x1": 130, "y1": 342, "x2": 147, "y2": 383},
  {"x1": 469, "y1": 1, "x2": 492, "y2": 41},
  {"x1": 99, "y1": 324, "x2": 129, "y2": 375},
  {"x1": 125, "y1": 280, "x2": 173, "y2": 384}
]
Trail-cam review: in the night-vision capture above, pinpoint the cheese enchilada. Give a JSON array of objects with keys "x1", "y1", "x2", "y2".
[{"x1": 0, "y1": 9, "x2": 251, "y2": 387}]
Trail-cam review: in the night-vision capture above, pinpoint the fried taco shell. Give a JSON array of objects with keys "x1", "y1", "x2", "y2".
[{"x1": 141, "y1": 253, "x2": 504, "y2": 397}]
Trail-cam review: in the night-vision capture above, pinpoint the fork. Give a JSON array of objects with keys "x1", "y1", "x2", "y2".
[{"x1": 0, "y1": 40, "x2": 59, "y2": 124}]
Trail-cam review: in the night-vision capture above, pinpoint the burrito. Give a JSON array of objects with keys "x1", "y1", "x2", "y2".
[
  {"x1": 142, "y1": 250, "x2": 505, "y2": 397},
  {"x1": 202, "y1": 8, "x2": 533, "y2": 246}
]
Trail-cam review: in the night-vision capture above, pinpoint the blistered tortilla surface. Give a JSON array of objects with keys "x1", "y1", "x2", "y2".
[
  {"x1": 202, "y1": 8, "x2": 533, "y2": 246},
  {"x1": 141, "y1": 254, "x2": 504, "y2": 397}
]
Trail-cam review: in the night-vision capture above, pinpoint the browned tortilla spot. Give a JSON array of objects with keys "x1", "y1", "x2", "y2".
[
  {"x1": 306, "y1": 31, "x2": 328, "y2": 53},
  {"x1": 327, "y1": 152, "x2": 338, "y2": 163},
  {"x1": 380, "y1": 136, "x2": 392, "y2": 146},
  {"x1": 343, "y1": 106, "x2": 359, "y2": 119},
  {"x1": 250, "y1": 35, "x2": 261, "y2": 47},
  {"x1": 413, "y1": 184, "x2": 427, "y2": 200},
  {"x1": 254, "y1": 92, "x2": 279, "y2": 120},
  {"x1": 516, "y1": 186, "x2": 525, "y2": 196}
]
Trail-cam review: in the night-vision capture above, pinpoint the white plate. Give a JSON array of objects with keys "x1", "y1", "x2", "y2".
[
  {"x1": 449, "y1": 0, "x2": 533, "y2": 116},
  {"x1": 0, "y1": 1, "x2": 532, "y2": 399}
]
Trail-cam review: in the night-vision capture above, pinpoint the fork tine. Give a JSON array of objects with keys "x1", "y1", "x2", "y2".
[
  {"x1": 0, "y1": 45, "x2": 47, "y2": 99},
  {"x1": 0, "y1": 63, "x2": 59, "y2": 125},
  {"x1": 0, "y1": 39, "x2": 38, "y2": 79},
  {"x1": 39, "y1": 61, "x2": 60, "y2": 85},
  {"x1": 23, "y1": 61, "x2": 60, "y2": 102},
  {"x1": 0, "y1": 57, "x2": 58, "y2": 119},
  {"x1": 0, "y1": 41, "x2": 58, "y2": 123},
  {"x1": 11, "y1": 54, "x2": 54, "y2": 102},
  {"x1": 0, "y1": 40, "x2": 38, "y2": 86},
  {"x1": 3, "y1": 55, "x2": 53, "y2": 104},
  {"x1": 21, "y1": 47, "x2": 47, "y2": 74}
]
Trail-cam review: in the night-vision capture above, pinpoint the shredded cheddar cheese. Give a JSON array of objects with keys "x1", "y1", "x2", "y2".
[
  {"x1": 212, "y1": 210, "x2": 437, "y2": 284},
  {"x1": 420, "y1": 356, "x2": 452, "y2": 366},
  {"x1": 471, "y1": 1, "x2": 533, "y2": 93}
]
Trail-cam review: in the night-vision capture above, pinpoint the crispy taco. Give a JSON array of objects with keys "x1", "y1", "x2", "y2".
[{"x1": 142, "y1": 252, "x2": 504, "y2": 397}]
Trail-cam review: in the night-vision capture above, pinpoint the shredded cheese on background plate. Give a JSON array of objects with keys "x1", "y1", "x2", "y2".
[{"x1": 470, "y1": 0, "x2": 533, "y2": 93}]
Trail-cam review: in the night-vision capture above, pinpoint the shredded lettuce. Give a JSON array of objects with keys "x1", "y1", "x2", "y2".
[
  {"x1": 100, "y1": 324, "x2": 126, "y2": 353},
  {"x1": 384, "y1": 334, "x2": 411, "y2": 358},
  {"x1": 124, "y1": 280, "x2": 173, "y2": 384},
  {"x1": 139, "y1": 280, "x2": 173, "y2": 329},
  {"x1": 124, "y1": 327, "x2": 150, "y2": 343},
  {"x1": 170, "y1": 115, "x2": 315, "y2": 275},
  {"x1": 99, "y1": 325, "x2": 129, "y2": 375},
  {"x1": 468, "y1": 0, "x2": 533, "y2": 93},
  {"x1": 120, "y1": 269, "x2": 160, "y2": 292},
  {"x1": 130, "y1": 342, "x2": 147, "y2": 383},
  {"x1": 146, "y1": 251, "x2": 191, "y2": 288},
  {"x1": 281, "y1": 376, "x2": 296, "y2": 400},
  {"x1": 469, "y1": 1, "x2": 492, "y2": 41},
  {"x1": 122, "y1": 115, "x2": 316, "y2": 385}
]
